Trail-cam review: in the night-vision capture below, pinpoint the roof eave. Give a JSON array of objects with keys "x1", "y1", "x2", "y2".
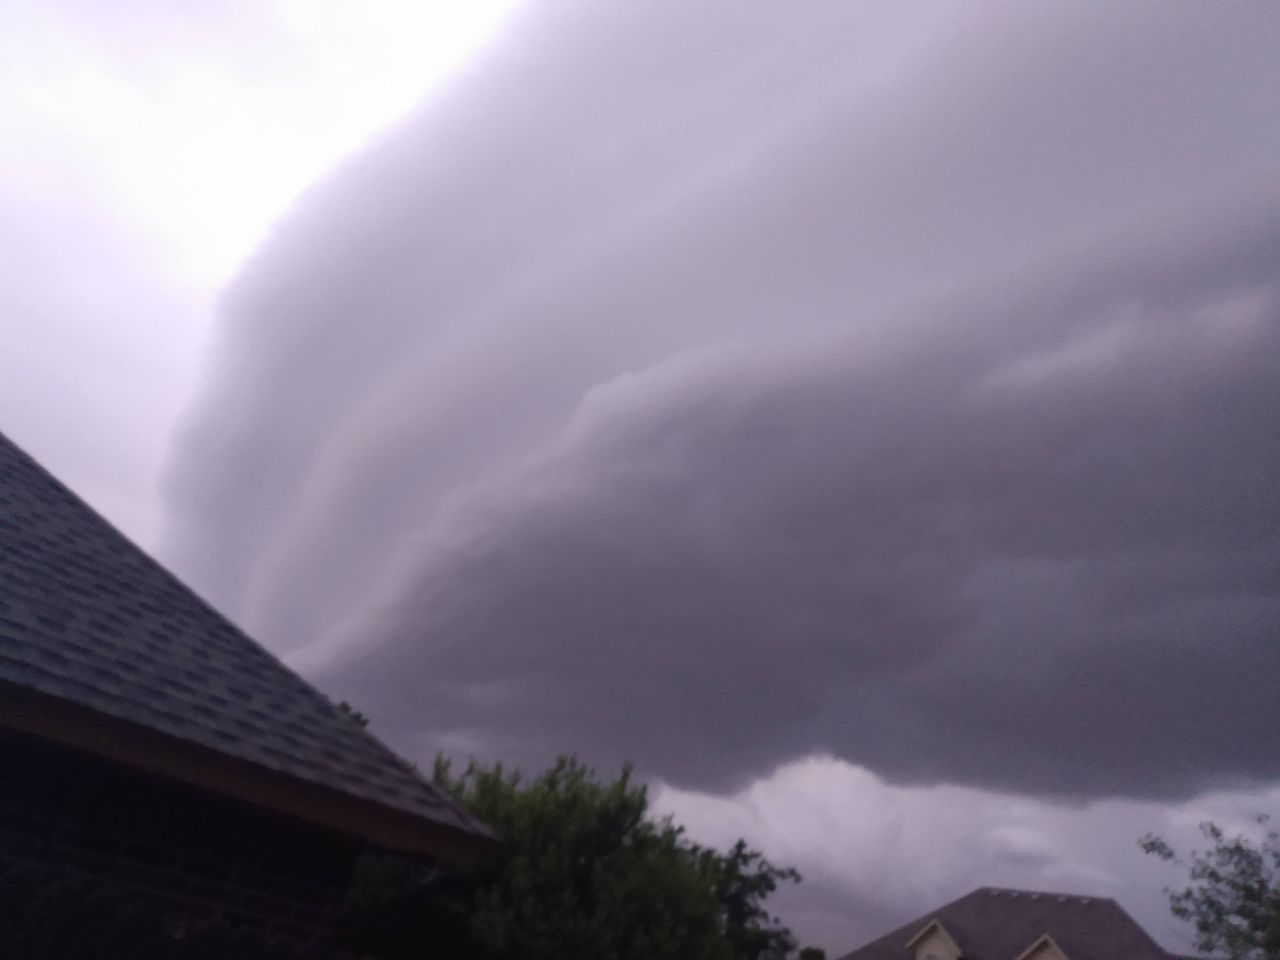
[{"x1": 0, "y1": 678, "x2": 493, "y2": 865}]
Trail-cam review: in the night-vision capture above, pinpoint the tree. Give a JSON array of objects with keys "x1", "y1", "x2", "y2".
[
  {"x1": 1139, "y1": 816, "x2": 1280, "y2": 959},
  {"x1": 700, "y1": 839, "x2": 800, "y2": 960},
  {"x1": 339, "y1": 755, "x2": 818, "y2": 960}
]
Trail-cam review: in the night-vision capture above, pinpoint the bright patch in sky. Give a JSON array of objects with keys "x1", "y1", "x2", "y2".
[
  {"x1": 1, "y1": 0, "x2": 521, "y2": 286},
  {"x1": 0, "y1": 0, "x2": 520, "y2": 544}
]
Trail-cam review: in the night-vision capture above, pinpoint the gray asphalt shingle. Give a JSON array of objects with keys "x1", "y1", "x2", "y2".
[
  {"x1": 0, "y1": 430, "x2": 486, "y2": 841},
  {"x1": 838, "y1": 887, "x2": 1177, "y2": 960}
]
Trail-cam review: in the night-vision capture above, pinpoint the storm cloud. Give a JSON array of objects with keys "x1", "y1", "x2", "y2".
[{"x1": 167, "y1": 1, "x2": 1280, "y2": 799}]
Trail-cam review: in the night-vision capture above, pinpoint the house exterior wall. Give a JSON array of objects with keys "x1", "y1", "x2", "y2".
[{"x1": 0, "y1": 727, "x2": 360, "y2": 959}]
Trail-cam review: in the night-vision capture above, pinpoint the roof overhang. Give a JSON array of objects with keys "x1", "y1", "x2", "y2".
[{"x1": 0, "y1": 678, "x2": 492, "y2": 865}]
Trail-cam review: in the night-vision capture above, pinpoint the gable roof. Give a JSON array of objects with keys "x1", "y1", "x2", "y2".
[
  {"x1": 1013, "y1": 934, "x2": 1070, "y2": 960},
  {"x1": 0, "y1": 430, "x2": 489, "y2": 860},
  {"x1": 905, "y1": 920, "x2": 963, "y2": 955},
  {"x1": 838, "y1": 887, "x2": 1174, "y2": 960}
]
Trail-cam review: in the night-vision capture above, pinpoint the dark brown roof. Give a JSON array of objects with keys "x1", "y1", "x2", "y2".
[
  {"x1": 0, "y1": 430, "x2": 489, "y2": 857},
  {"x1": 838, "y1": 887, "x2": 1174, "y2": 960}
]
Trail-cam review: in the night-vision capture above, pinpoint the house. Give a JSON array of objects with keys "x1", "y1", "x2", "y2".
[
  {"x1": 837, "y1": 886, "x2": 1182, "y2": 960},
  {"x1": 0, "y1": 431, "x2": 491, "y2": 958}
]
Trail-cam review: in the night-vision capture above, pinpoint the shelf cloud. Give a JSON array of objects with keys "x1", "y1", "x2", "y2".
[{"x1": 167, "y1": 0, "x2": 1280, "y2": 800}]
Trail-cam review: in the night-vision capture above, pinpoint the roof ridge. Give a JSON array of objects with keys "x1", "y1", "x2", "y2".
[{"x1": 973, "y1": 885, "x2": 1119, "y2": 906}]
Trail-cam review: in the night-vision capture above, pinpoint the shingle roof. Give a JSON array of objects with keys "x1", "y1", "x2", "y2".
[
  {"x1": 838, "y1": 887, "x2": 1175, "y2": 960},
  {"x1": 0, "y1": 430, "x2": 487, "y2": 845}
]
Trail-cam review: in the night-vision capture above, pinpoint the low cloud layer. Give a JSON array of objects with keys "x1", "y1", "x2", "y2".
[
  {"x1": 167, "y1": 1, "x2": 1280, "y2": 800},
  {"x1": 655, "y1": 757, "x2": 1280, "y2": 952}
]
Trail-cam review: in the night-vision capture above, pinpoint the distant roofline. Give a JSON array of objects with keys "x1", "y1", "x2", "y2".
[
  {"x1": 976, "y1": 886, "x2": 1177, "y2": 960},
  {"x1": 836, "y1": 885, "x2": 1185, "y2": 960},
  {"x1": 0, "y1": 676, "x2": 490, "y2": 864}
]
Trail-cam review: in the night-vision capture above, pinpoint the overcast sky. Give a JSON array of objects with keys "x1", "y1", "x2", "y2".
[{"x1": 3, "y1": 2, "x2": 1279, "y2": 953}]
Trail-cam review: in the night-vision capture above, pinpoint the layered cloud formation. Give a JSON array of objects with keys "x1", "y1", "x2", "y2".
[{"x1": 168, "y1": 1, "x2": 1280, "y2": 803}]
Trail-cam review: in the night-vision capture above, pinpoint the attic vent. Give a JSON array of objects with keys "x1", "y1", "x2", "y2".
[
  {"x1": 1057, "y1": 896, "x2": 1066, "y2": 903},
  {"x1": 1010, "y1": 892, "x2": 1020, "y2": 898},
  {"x1": 1029, "y1": 894, "x2": 1039, "y2": 901}
]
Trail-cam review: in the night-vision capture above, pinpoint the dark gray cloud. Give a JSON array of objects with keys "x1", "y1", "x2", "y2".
[
  {"x1": 166, "y1": 1, "x2": 1280, "y2": 799},
  {"x1": 303, "y1": 217, "x2": 1280, "y2": 797}
]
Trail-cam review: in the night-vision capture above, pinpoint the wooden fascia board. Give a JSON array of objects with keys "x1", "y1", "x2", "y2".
[{"x1": 0, "y1": 678, "x2": 491, "y2": 865}]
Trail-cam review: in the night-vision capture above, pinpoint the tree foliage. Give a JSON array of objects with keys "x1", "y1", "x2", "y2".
[
  {"x1": 1140, "y1": 816, "x2": 1280, "y2": 960},
  {"x1": 340, "y1": 755, "x2": 815, "y2": 960}
]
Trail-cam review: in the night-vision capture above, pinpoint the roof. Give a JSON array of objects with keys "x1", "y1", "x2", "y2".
[
  {"x1": 838, "y1": 887, "x2": 1175, "y2": 960},
  {"x1": 0, "y1": 430, "x2": 489, "y2": 859}
]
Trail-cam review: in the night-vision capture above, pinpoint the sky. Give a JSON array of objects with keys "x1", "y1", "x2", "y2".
[{"x1": 3, "y1": 1, "x2": 1279, "y2": 953}]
